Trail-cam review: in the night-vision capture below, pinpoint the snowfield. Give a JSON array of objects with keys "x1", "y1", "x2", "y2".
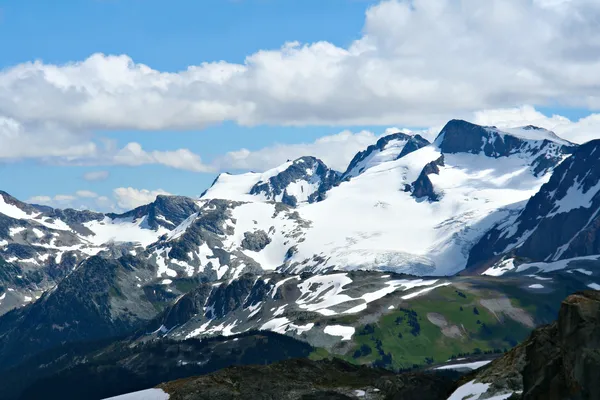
[
  {"x1": 0, "y1": 122, "x2": 584, "y2": 309},
  {"x1": 103, "y1": 388, "x2": 170, "y2": 400},
  {"x1": 282, "y1": 145, "x2": 552, "y2": 275}
]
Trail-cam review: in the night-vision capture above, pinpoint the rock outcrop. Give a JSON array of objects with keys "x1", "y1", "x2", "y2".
[{"x1": 454, "y1": 290, "x2": 600, "y2": 400}]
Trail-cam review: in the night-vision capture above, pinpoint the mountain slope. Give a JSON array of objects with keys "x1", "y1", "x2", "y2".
[
  {"x1": 341, "y1": 132, "x2": 430, "y2": 180},
  {"x1": 275, "y1": 121, "x2": 573, "y2": 275},
  {"x1": 202, "y1": 156, "x2": 340, "y2": 207},
  {"x1": 469, "y1": 139, "x2": 600, "y2": 274},
  {"x1": 448, "y1": 290, "x2": 600, "y2": 400}
]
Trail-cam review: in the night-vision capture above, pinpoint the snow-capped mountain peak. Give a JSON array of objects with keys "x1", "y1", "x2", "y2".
[
  {"x1": 469, "y1": 139, "x2": 600, "y2": 271},
  {"x1": 202, "y1": 156, "x2": 340, "y2": 206},
  {"x1": 435, "y1": 119, "x2": 575, "y2": 176},
  {"x1": 341, "y1": 132, "x2": 430, "y2": 180}
]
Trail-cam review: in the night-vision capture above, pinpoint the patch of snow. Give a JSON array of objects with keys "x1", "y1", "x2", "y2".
[
  {"x1": 517, "y1": 255, "x2": 600, "y2": 273},
  {"x1": 0, "y1": 196, "x2": 33, "y2": 220},
  {"x1": 32, "y1": 228, "x2": 44, "y2": 238},
  {"x1": 260, "y1": 317, "x2": 291, "y2": 334},
  {"x1": 161, "y1": 279, "x2": 172, "y2": 285},
  {"x1": 528, "y1": 284, "x2": 544, "y2": 289},
  {"x1": 9, "y1": 226, "x2": 26, "y2": 236},
  {"x1": 323, "y1": 325, "x2": 355, "y2": 341},
  {"x1": 401, "y1": 282, "x2": 451, "y2": 300},
  {"x1": 436, "y1": 360, "x2": 491, "y2": 371},
  {"x1": 102, "y1": 388, "x2": 170, "y2": 400},
  {"x1": 588, "y1": 283, "x2": 600, "y2": 290},
  {"x1": 168, "y1": 213, "x2": 198, "y2": 241},
  {"x1": 446, "y1": 380, "x2": 491, "y2": 400},
  {"x1": 446, "y1": 378, "x2": 514, "y2": 400},
  {"x1": 273, "y1": 305, "x2": 287, "y2": 317},
  {"x1": 574, "y1": 268, "x2": 593, "y2": 276},
  {"x1": 483, "y1": 259, "x2": 515, "y2": 277},
  {"x1": 84, "y1": 217, "x2": 168, "y2": 247}
]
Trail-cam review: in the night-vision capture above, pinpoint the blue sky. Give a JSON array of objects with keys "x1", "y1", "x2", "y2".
[
  {"x1": 0, "y1": 0, "x2": 383, "y2": 204},
  {"x1": 1, "y1": 0, "x2": 599, "y2": 211}
]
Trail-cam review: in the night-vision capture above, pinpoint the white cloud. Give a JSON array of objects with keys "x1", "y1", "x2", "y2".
[
  {"x1": 2, "y1": 0, "x2": 600, "y2": 171},
  {"x1": 75, "y1": 190, "x2": 98, "y2": 198},
  {"x1": 83, "y1": 170, "x2": 109, "y2": 181},
  {"x1": 471, "y1": 105, "x2": 600, "y2": 144},
  {"x1": 2, "y1": 0, "x2": 600, "y2": 136},
  {"x1": 113, "y1": 187, "x2": 171, "y2": 210},
  {"x1": 213, "y1": 130, "x2": 379, "y2": 172},
  {"x1": 53, "y1": 195, "x2": 77, "y2": 202},
  {"x1": 27, "y1": 187, "x2": 172, "y2": 212},
  {"x1": 210, "y1": 106, "x2": 600, "y2": 174},
  {"x1": 28, "y1": 196, "x2": 52, "y2": 205},
  {"x1": 112, "y1": 143, "x2": 213, "y2": 172}
]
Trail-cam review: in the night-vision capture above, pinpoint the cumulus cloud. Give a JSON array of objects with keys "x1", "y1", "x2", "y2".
[
  {"x1": 213, "y1": 130, "x2": 379, "y2": 172},
  {"x1": 27, "y1": 193, "x2": 97, "y2": 209},
  {"x1": 471, "y1": 105, "x2": 600, "y2": 144},
  {"x1": 209, "y1": 106, "x2": 600, "y2": 173},
  {"x1": 112, "y1": 187, "x2": 171, "y2": 210},
  {"x1": 27, "y1": 196, "x2": 53, "y2": 205},
  {"x1": 28, "y1": 187, "x2": 170, "y2": 212},
  {"x1": 2, "y1": 0, "x2": 600, "y2": 171},
  {"x1": 112, "y1": 143, "x2": 214, "y2": 172},
  {"x1": 2, "y1": 0, "x2": 600, "y2": 135},
  {"x1": 75, "y1": 190, "x2": 98, "y2": 198},
  {"x1": 83, "y1": 170, "x2": 110, "y2": 181}
]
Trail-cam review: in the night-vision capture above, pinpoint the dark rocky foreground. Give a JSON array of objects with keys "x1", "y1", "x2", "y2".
[
  {"x1": 120, "y1": 290, "x2": 600, "y2": 400},
  {"x1": 455, "y1": 290, "x2": 600, "y2": 400},
  {"x1": 158, "y1": 358, "x2": 457, "y2": 400}
]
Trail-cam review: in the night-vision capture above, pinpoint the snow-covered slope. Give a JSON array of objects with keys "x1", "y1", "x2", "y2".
[
  {"x1": 150, "y1": 120, "x2": 575, "y2": 277},
  {"x1": 0, "y1": 119, "x2": 580, "y2": 316},
  {"x1": 469, "y1": 139, "x2": 600, "y2": 273},
  {"x1": 283, "y1": 147, "x2": 554, "y2": 275},
  {"x1": 143, "y1": 270, "x2": 451, "y2": 342},
  {"x1": 202, "y1": 156, "x2": 340, "y2": 206},
  {"x1": 0, "y1": 192, "x2": 191, "y2": 314},
  {"x1": 341, "y1": 132, "x2": 430, "y2": 180}
]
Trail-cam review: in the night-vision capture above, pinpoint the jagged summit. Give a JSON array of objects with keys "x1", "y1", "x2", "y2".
[
  {"x1": 469, "y1": 139, "x2": 600, "y2": 271},
  {"x1": 107, "y1": 194, "x2": 200, "y2": 230},
  {"x1": 202, "y1": 155, "x2": 340, "y2": 206},
  {"x1": 341, "y1": 132, "x2": 430, "y2": 180},
  {"x1": 435, "y1": 119, "x2": 574, "y2": 156}
]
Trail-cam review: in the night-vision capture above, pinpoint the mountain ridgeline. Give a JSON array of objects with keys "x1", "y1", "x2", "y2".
[{"x1": 1, "y1": 119, "x2": 600, "y2": 399}]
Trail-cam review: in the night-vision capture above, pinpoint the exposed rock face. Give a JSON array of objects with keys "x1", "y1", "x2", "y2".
[
  {"x1": 468, "y1": 139, "x2": 600, "y2": 269},
  {"x1": 407, "y1": 155, "x2": 445, "y2": 202},
  {"x1": 108, "y1": 195, "x2": 200, "y2": 230},
  {"x1": 436, "y1": 120, "x2": 574, "y2": 176},
  {"x1": 342, "y1": 133, "x2": 430, "y2": 180},
  {"x1": 249, "y1": 156, "x2": 340, "y2": 207},
  {"x1": 0, "y1": 255, "x2": 165, "y2": 370},
  {"x1": 458, "y1": 290, "x2": 600, "y2": 400},
  {"x1": 522, "y1": 291, "x2": 600, "y2": 399},
  {"x1": 158, "y1": 358, "x2": 456, "y2": 400},
  {"x1": 3, "y1": 331, "x2": 315, "y2": 400},
  {"x1": 241, "y1": 230, "x2": 271, "y2": 251}
]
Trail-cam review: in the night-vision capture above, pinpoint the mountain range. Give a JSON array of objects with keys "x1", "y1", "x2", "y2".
[{"x1": 1, "y1": 119, "x2": 600, "y2": 399}]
